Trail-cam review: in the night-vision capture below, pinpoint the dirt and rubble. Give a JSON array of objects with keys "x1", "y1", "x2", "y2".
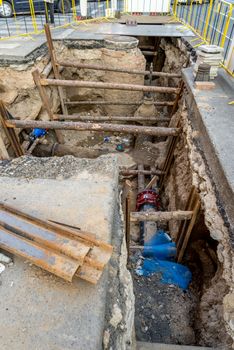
[
  {"x1": 131, "y1": 269, "x2": 197, "y2": 345},
  {"x1": 0, "y1": 34, "x2": 234, "y2": 350}
]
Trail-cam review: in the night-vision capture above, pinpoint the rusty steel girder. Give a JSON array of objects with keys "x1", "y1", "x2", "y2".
[{"x1": 0, "y1": 203, "x2": 113, "y2": 284}]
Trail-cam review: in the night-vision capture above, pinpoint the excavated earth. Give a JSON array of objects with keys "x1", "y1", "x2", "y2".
[{"x1": 0, "y1": 36, "x2": 233, "y2": 350}]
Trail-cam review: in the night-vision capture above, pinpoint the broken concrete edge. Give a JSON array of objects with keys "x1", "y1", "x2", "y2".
[
  {"x1": 0, "y1": 38, "x2": 105, "y2": 66},
  {"x1": 0, "y1": 30, "x2": 194, "y2": 67},
  {"x1": 182, "y1": 68, "x2": 234, "y2": 245},
  {"x1": 0, "y1": 42, "x2": 47, "y2": 67},
  {"x1": 102, "y1": 186, "x2": 135, "y2": 350}
]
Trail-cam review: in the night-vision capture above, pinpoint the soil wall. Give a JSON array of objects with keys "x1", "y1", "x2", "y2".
[{"x1": 164, "y1": 102, "x2": 234, "y2": 349}]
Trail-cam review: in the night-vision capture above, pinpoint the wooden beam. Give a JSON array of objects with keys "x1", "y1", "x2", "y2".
[
  {"x1": 130, "y1": 210, "x2": 194, "y2": 222},
  {"x1": 5, "y1": 120, "x2": 181, "y2": 137},
  {"x1": 41, "y1": 78, "x2": 180, "y2": 94},
  {"x1": 138, "y1": 164, "x2": 145, "y2": 192},
  {"x1": 44, "y1": 24, "x2": 68, "y2": 116},
  {"x1": 0, "y1": 101, "x2": 24, "y2": 157},
  {"x1": 177, "y1": 199, "x2": 201, "y2": 262},
  {"x1": 32, "y1": 70, "x2": 64, "y2": 144},
  {"x1": 0, "y1": 133, "x2": 10, "y2": 160},
  {"x1": 57, "y1": 60, "x2": 182, "y2": 78},
  {"x1": 120, "y1": 169, "x2": 164, "y2": 176},
  {"x1": 54, "y1": 114, "x2": 171, "y2": 123},
  {"x1": 64, "y1": 100, "x2": 175, "y2": 107}
]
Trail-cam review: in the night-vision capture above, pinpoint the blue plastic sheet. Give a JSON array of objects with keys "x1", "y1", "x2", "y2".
[
  {"x1": 136, "y1": 230, "x2": 192, "y2": 290},
  {"x1": 136, "y1": 258, "x2": 192, "y2": 290}
]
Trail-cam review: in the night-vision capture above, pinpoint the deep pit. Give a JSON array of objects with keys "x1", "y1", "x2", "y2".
[{"x1": 0, "y1": 33, "x2": 233, "y2": 350}]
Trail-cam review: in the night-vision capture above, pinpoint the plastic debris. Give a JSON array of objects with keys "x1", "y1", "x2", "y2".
[
  {"x1": 136, "y1": 258, "x2": 192, "y2": 290},
  {"x1": 136, "y1": 230, "x2": 192, "y2": 290},
  {"x1": 30, "y1": 128, "x2": 47, "y2": 142},
  {"x1": 116, "y1": 144, "x2": 125, "y2": 152},
  {"x1": 0, "y1": 263, "x2": 5, "y2": 274},
  {"x1": 104, "y1": 136, "x2": 110, "y2": 143}
]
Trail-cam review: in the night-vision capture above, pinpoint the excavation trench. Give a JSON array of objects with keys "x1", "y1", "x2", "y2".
[{"x1": 0, "y1": 35, "x2": 233, "y2": 350}]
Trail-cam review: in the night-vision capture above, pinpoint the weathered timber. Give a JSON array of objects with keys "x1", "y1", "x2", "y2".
[
  {"x1": 41, "y1": 78, "x2": 180, "y2": 94},
  {"x1": 55, "y1": 114, "x2": 171, "y2": 122},
  {"x1": 44, "y1": 25, "x2": 68, "y2": 116},
  {"x1": 32, "y1": 70, "x2": 65, "y2": 144},
  {"x1": 138, "y1": 164, "x2": 145, "y2": 192},
  {"x1": 41, "y1": 60, "x2": 52, "y2": 78},
  {"x1": 0, "y1": 101, "x2": 24, "y2": 157},
  {"x1": 130, "y1": 210, "x2": 194, "y2": 222},
  {"x1": 64, "y1": 100, "x2": 175, "y2": 106},
  {"x1": 120, "y1": 169, "x2": 164, "y2": 176},
  {"x1": 6, "y1": 120, "x2": 181, "y2": 137},
  {"x1": 58, "y1": 61, "x2": 181, "y2": 78}
]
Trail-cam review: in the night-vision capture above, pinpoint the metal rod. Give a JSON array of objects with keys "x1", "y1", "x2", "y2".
[
  {"x1": 41, "y1": 78, "x2": 180, "y2": 94},
  {"x1": 6, "y1": 120, "x2": 181, "y2": 137},
  {"x1": 57, "y1": 61, "x2": 182, "y2": 78},
  {"x1": 54, "y1": 114, "x2": 171, "y2": 122},
  {"x1": 64, "y1": 100, "x2": 175, "y2": 106},
  {"x1": 130, "y1": 211, "x2": 194, "y2": 222}
]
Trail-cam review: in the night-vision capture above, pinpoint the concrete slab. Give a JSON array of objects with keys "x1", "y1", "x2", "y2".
[
  {"x1": 0, "y1": 36, "x2": 46, "y2": 63},
  {"x1": 119, "y1": 15, "x2": 177, "y2": 24},
  {"x1": 182, "y1": 67, "x2": 234, "y2": 240},
  {"x1": 0, "y1": 155, "x2": 119, "y2": 350},
  {"x1": 58, "y1": 23, "x2": 195, "y2": 40}
]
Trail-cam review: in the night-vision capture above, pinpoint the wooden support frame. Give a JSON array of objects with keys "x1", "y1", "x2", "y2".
[
  {"x1": 41, "y1": 77, "x2": 180, "y2": 94},
  {"x1": 130, "y1": 210, "x2": 194, "y2": 222},
  {"x1": 44, "y1": 24, "x2": 68, "y2": 117},
  {"x1": 176, "y1": 186, "x2": 201, "y2": 262},
  {"x1": 58, "y1": 60, "x2": 182, "y2": 78},
  {"x1": 64, "y1": 100, "x2": 175, "y2": 107},
  {"x1": 44, "y1": 24, "x2": 182, "y2": 111},
  {"x1": 5, "y1": 119, "x2": 181, "y2": 137},
  {"x1": 54, "y1": 114, "x2": 171, "y2": 123},
  {"x1": 0, "y1": 101, "x2": 24, "y2": 157},
  {"x1": 170, "y1": 81, "x2": 185, "y2": 117},
  {"x1": 32, "y1": 69, "x2": 64, "y2": 144},
  {"x1": 120, "y1": 169, "x2": 164, "y2": 176},
  {"x1": 0, "y1": 133, "x2": 10, "y2": 160}
]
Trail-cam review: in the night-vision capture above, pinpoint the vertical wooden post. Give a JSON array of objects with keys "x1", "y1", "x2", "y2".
[
  {"x1": 158, "y1": 133, "x2": 179, "y2": 191},
  {"x1": 176, "y1": 186, "x2": 201, "y2": 262},
  {"x1": 0, "y1": 133, "x2": 10, "y2": 160},
  {"x1": 44, "y1": 24, "x2": 68, "y2": 116},
  {"x1": 32, "y1": 69, "x2": 64, "y2": 144},
  {"x1": 138, "y1": 164, "x2": 145, "y2": 192},
  {"x1": 0, "y1": 101, "x2": 24, "y2": 157},
  {"x1": 125, "y1": 195, "x2": 131, "y2": 259},
  {"x1": 170, "y1": 81, "x2": 184, "y2": 117}
]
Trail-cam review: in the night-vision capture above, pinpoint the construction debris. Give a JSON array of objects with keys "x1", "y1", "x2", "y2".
[{"x1": 0, "y1": 203, "x2": 113, "y2": 284}]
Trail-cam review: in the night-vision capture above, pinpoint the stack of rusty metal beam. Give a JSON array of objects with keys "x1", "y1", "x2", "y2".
[{"x1": 0, "y1": 203, "x2": 113, "y2": 284}]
